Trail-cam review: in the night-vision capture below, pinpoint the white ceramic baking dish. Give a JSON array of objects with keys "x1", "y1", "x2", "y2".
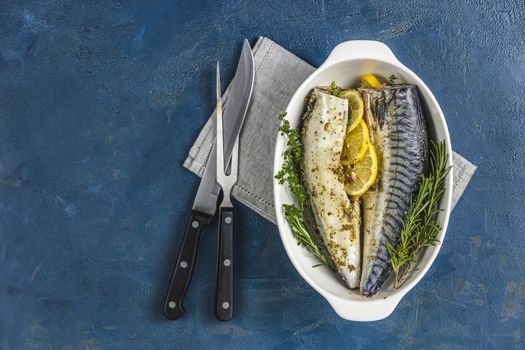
[{"x1": 273, "y1": 40, "x2": 453, "y2": 321}]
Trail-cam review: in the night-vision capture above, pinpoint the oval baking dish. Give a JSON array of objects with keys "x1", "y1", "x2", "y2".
[{"x1": 273, "y1": 40, "x2": 454, "y2": 321}]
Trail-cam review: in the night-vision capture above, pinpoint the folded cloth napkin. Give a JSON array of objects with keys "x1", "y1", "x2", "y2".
[{"x1": 183, "y1": 37, "x2": 477, "y2": 224}]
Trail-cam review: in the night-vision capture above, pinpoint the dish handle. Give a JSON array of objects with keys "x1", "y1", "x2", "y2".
[
  {"x1": 321, "y1": 40, "x2": 400, "y2": 67},
  {"x1": 325, "y1": 293, "x2": 404, "y2": 322}
]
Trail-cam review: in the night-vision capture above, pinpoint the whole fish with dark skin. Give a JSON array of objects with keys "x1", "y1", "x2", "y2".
[{"x1": 360, "y1": 85, "x2": 428, "y2": 296}]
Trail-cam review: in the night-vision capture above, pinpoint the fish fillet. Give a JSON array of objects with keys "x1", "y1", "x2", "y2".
[{"x1": 302, "y1": 89, "x2": 361, "y2": 289}]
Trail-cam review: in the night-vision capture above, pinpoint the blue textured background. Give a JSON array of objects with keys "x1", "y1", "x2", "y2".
[{"x1": 1, "y1": 1, "x2": 524, "y2": 349}]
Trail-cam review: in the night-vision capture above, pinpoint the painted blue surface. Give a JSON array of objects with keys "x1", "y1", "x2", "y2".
[{"x1": 0, "y1": 1, "x2": 524, "y2": 349}]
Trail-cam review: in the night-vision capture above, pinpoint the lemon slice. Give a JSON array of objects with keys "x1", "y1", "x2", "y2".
[
  {"x1": 341, "y1": 119, "x2": 369, "y2": 165},
  {"x1": 344, "y1": 143, "x2": 378, "y2": 196},
  {"x1": 361, "y1": 74, "x2": 382, "y2": 88},
  {"x1": 340, "y1": 89, "x2": 364, "y2": 131}
]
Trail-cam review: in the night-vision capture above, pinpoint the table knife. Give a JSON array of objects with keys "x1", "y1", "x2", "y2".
[{"x1": 163, "y1": 40, "x2": 254, "y2": 320}]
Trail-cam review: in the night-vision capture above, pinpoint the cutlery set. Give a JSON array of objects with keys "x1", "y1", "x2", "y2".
[{"x1": 163, "y1": 40, "x2": 255, "y2": 321}]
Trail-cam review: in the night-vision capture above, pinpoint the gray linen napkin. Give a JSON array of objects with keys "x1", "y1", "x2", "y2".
[{"x1": 183, "y1": 37, "x2": 477, "y2": 224}]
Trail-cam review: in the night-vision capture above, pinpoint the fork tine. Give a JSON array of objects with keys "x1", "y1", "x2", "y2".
[
  {"x1": 216, "y1": 61, "x2": 224, "y2": 177},
  {"x1": 216, "y1": 61, "x2": 222, "y2": 104}
]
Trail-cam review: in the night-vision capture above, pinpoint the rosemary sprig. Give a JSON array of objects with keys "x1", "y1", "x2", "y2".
[
  {"x1": 387, "y1": 141, "x2": 451, "y2": 289},
  {"x1": 283, "y1": 204, "x2": 331, "y2": 268},
  {"x1": 276, "y1": 113, "x2": 333, "y2": 270}
]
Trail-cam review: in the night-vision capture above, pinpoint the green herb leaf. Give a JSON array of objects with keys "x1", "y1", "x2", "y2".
[
  {"x1": 327, "y1": 81, "x2": 344, "y2": 97},
  {"x1": 388, "y1": 74, "x2": 398, "y2": 83}
]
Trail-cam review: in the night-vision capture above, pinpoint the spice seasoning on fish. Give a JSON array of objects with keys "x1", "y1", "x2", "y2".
[{"x1": 302, "y1": 89, "x2": 361, "y2": 288}]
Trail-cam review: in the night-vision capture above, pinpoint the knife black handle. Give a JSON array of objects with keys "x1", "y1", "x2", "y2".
[
  {"x1": 215, "y1": 206, "x2": 234, "y2": 321},
  {"x1": 163, "y1": 210, "x2": 212, "y2": 320}
]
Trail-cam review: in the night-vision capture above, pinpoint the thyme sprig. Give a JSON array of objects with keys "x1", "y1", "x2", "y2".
[
  {"x1": 275, "y1": 113, "x2": 309, "y2": 207},
  {"x1": 387, "y1": 141, "x2": 451, "y2": 289}
]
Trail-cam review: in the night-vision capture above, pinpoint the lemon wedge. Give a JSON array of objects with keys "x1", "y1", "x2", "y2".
[
  {"x1": 340, "y1": 89, "x2": 364, "y2": 131},
  {"x1": 361, "y1": 74, "x2": 382, "y2": 88},
  {"x1": 343, "y1": 143, "x2": 378, "y2": 196},
  {"x1": 341, "y1": 119, "x2": 369, "y2": 165}
]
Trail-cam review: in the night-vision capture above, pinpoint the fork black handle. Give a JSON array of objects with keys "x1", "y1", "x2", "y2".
[
  {"x1": 163, "y1": 210, "x2": 212, "y2": 320},
  {"x1": 215, "y1": 206, "x2": 234, "y2": 321}
]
